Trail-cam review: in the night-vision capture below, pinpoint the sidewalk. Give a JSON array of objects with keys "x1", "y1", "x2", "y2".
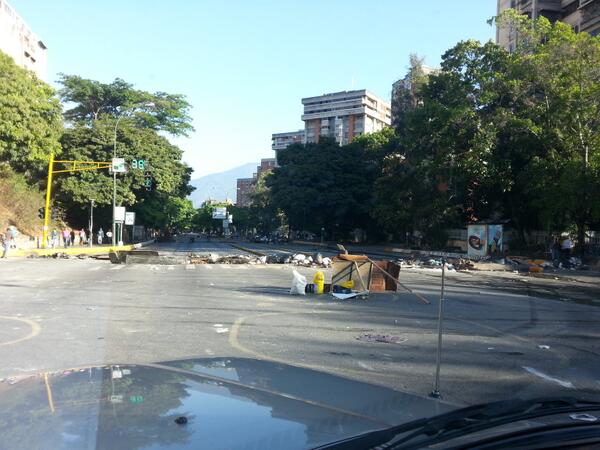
[{"x1": 4, "y1": 239, "x2": 156, "y2": 258}]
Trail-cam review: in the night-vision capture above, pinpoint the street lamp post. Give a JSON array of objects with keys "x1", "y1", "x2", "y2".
[
  {"x1": 112, "y1": 115, "x2": 124, "y2": 247},
  {"x1": 111, "y1": 102, "x2": 153, "y2": 246}
]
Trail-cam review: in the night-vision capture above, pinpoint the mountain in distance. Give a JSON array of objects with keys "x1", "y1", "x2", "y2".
[{"x1": 188, "y1": 162, "x2": 256, "y2": 207}]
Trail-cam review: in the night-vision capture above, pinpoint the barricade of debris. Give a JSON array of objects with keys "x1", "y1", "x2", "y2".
[
  {"x1": 187, "y1": 252, "x2": 332, "y2": 268},
  {"x1": 505, "y1": 256, "x2": 588, "y2": 273}
]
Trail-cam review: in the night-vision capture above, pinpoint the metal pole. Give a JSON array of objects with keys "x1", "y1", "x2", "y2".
[
  {"x1": 42, "y1": 153, "x2": 54, "y2": 248},
  {"x1": 89, "y1": 200, "x2": 94, "y2": 247},
  {"x1": 430, "y1": 256, "x2": 446, "y2": 398},
  {"x1": 112, "y1": 115, "x2": 123, "y2": 247}
]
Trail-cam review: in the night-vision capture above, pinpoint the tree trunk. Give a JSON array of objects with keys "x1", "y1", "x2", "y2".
[{"x1": 576, "y1": 221, "x2": 586, "y2": 257}]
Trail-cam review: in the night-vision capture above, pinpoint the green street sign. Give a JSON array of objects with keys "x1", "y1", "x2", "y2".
[
  {"x1": 131, "y1": 159, "x2": 145, "y2": 170},
  {"x1": 129, "y1": 395, "x2": 144, "y2": 404}
]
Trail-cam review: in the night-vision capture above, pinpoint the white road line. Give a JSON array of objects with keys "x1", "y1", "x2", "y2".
[
  {"x1": 203, "y1": 265, "x2": 213, "y2": 270},
  {"x1": 89, "y1": 266, "x2": 102, "y2": 271},
  {"x1": 358, "y1": 361, "x2": 375, "y2": 371},
  {"x1": 522, "y1": 366, "x2": 575, "y2": 389},
  {"x1": 185, "y1": 265, "x2": 196, "y2": 270},
  {"x1": 110, "y1": 266, "x2": 124, "y2": 270}
]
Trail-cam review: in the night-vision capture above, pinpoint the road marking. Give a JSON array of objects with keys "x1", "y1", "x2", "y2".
[
  {"x1": 229, "y1": 312, "x2": 402, "y2": 383},
  {"x1": 522, "y1": 366, "x2": 575, "y2": 389},
  {"x1": 185, "y1": 264, "x2": 196, "y2": 270},
  {"x1": 203, "y1": 265, "x2": 213, "y2": 270},
  {"x1": 0, "y1": 316, "x2": 41, "y2": 346},
  {"x1": 44, "y1": 373, "x2": 55, "y2": 413},
  {"x1": 358, "y1": 361, "x2": 375, "y2": 371},
  {"x1": 110, "y1": 265, "x2": 124, "y2": 270},
  {"x1": 89, "y1": 266, "x2": 102, "y2": 271}
]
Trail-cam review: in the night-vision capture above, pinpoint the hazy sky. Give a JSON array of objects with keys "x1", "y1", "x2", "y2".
[{"x1": 10, "y1": 0, "x2": 496, "y2": 178}]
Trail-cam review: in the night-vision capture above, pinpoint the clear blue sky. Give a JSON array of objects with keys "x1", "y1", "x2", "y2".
[{"x1": 11, "y1": 0, "x2": 496, "y2": 178}]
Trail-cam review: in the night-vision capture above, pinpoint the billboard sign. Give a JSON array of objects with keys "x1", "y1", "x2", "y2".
[
  {"x1": 487, "y1": 224, "x2": 503, "y2": 257},
  {"x1": 114, "y1": 206, "x2": 126, "y2": 222},
  {"x1": 125, "y1": 212, "x2": 136, "y2": 225},
  {"x1": 112, "y1": 158, "x2": 127, "y2": 173},
  {"x1": 467, "y1": 224, "x2": 487, "y2": 259},
  {"x1": 212, "y1": 207, "x2": 227, "y2": 219}
]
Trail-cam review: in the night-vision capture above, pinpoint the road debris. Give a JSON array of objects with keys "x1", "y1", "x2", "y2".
[
  {"x1": 187, "y1": 252, "x2": 332, "y2": 267},
  {"x1": 356, "y1": 333, "x2": 407, "y2": 344},
  {"x1": 290, "y1": 270, "x2": 307, "y2": 295}
]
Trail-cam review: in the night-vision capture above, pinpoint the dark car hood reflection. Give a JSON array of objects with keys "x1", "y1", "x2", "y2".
[{"x1": 0, "y1": 357, "x2": 450, "y2": 450}]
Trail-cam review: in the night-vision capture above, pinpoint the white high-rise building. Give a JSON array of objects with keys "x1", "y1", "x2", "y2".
[
  {"x1": 301, "y1": 89, "x2": 391, "y2": 146},
  {"x1": 0, "y1": 0, "x2": 48, "y2": 80}
]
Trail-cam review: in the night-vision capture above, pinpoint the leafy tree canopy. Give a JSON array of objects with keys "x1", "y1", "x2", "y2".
[
  {"x1": 0, "y1": 50, "x2": 63, "y2": 178},
  {"x1": 58, "y1": 74, "x2": 194, "y2": 137}
]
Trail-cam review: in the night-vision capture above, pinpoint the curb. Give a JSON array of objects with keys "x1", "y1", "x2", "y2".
[
  {"x1": 7, "y1": 239, "x2": 156, "y2": 258},
  {"x1": 227, "y1": 243, "x2": 266, "y2": 257}
]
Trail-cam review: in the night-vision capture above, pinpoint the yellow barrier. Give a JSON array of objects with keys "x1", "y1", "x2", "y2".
[{"x1": 7, "y1": 244, "x2": 137, "y2": 258}]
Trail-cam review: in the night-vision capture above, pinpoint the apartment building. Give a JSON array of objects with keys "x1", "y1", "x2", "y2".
[
  {"x1": 391, "y1": 65, "x2": 439, "y2": 126},
  {"x1": 272, "y1": 130, "x2": 305, "y2": 164},
  {"x1": 0, "y1": 0, "x2": 47, "y2": 80},
  {"x1": 236, "y1": 158, "x2": 278, "y2": 207},
  {"x1": 272, "y1": 130, "x2": 305, "y2": 151},
  {"x1": 256, "y1": 158, "x2": 277, "y2": 176},
  {"x1": 236, "y1": 178, "x2": 254, "y2": 208},
  {"x1": 301, "y1": 89, "x2": 391, "y2": 146},
  {"x1": 497, "y1": 0, "x2": 600, "y2": 50}
]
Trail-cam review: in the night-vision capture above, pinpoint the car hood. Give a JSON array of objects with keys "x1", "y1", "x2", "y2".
[{"x1": 0, "y1": 357, "x2": 451, "y2": 450}]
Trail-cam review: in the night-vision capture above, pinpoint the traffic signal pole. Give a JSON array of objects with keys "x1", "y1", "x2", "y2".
[
  {"x1": 41, "y1": 153, "x2": 112, "y2": 249},
  {"x1": 42, "y1": 153, "x2": 54, "y2": 248}
]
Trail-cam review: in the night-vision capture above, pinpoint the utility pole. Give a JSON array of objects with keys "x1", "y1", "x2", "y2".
[
  {"x1": 111, "y1": 102, "x2": 154, "y2": 246},
  {"x1": 430, "y1": 257, "x2": 446, "y2": 399},
  {"x1": 89, "y1": 199, "x2": 94, "y2": 247},
  {"x1": 112, "y1": 115, "x2": 123, "y2": 247}
]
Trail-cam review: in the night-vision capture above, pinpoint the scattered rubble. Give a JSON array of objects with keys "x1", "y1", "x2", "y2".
[
  {"x1": 356, "y1": 333, "x2": 407, "y2": 344},
  {"x1": 187, "y1": 251, "x2": 332, "y2": 268}
]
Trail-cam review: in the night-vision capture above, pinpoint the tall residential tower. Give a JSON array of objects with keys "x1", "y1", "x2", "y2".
[
  {"x1": 497, "y1": 0, "x2": 600, "y2": 50},
  {"x1": 301, "y1": 90, "x2": 391, "y2": 146},
  {"x1": 0, "y1": 0, "x2": 47, "y2": 80}
]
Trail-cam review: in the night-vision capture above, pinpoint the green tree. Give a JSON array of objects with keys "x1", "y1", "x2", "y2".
[
  {"x1": 58, "y1": 74, "x2": 194, "y2": 136},
  {"x1": 0, "y1": 50, "x2": 63, "y2": 179},
  {"x1": 249, "y1": 172, "x2": 280, "y2": 235},
  {"x1": 267, "y1": 137, "x2": 377, "y2": 240},
  {"x1": 55, "y1": 76, "x2": 195, "y2": 229}
]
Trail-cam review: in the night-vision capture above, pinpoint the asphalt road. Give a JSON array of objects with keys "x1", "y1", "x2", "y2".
[{"x1": 1, "y1": 239, "x2": 599, "y2": 408}]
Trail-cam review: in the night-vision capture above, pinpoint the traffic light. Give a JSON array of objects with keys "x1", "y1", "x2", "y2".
[
  {"x1": 38, "y1": 207, "x2": 45, "y2": 219},
  {"x1": 143, "y1": 171, "x2": 153, "y2": 191}
]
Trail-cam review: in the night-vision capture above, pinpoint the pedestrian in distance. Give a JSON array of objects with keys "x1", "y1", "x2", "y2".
[
  {"x1": 1, "y1": 233, "x2": 9, "y2": 258},
  {"x1": 97, "y1": 228, "x2": 104, "y2": 245},
  {"x1": 62, "y1": 228, "x2": 70, "y2": 248},
  {"x1": 51, "y1": 229, "x2": 58, "y2": 248},
  {"x1": 8, "y1": 226, "x2": 17, "y2": 249},
  {"x1": 551, "y1": 237, "x2": 561, "y2": 262},
  {"x1": 70, "y1": 229, "x2": 76, "y2": 246},
  {"x1": 80, "y1": 228, "x2": 87, "y2": 245},
  {"x1": 561, "y1": 234, "x2": 574, "y2": 259}
]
